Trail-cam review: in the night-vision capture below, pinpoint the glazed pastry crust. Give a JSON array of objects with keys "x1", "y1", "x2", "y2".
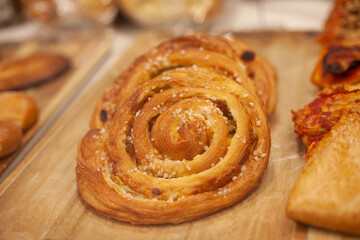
[
  {"x1": 225, "y1": 38, "x2": 277, "y2": 116},
  {"x1": 311, "y1": 41, "x2": 360, "y2": 88},
  {"x1": 90, "y1": 33, "x2": 276, "y2": 129},
  {"x1": 77, "y1": 34, "x2": 274, "y2": 224},
  {"x1": 0, "y1": 92, "x2": 38, "y2": 130},
  {"x1": 287, "y1": 110, "x2": 360, "y2": 236},
  {"x1": 0, "y1": 92, "x2": 38, "y2": 158},
  {"x1": 0, "y1": 52, "x2": 70, "y2": 91},
  {"x1": 0, "y1": 120, "x2": 22, "y2": 158},
  {"x1": 292, "y1": 84, "x2": 360, "y2": 151},
  {"x1": 317, "y1": 0, "x2": 360, "y2": 45}
]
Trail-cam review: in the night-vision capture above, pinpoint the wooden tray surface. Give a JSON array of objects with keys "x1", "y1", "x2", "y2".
[
  {"x1": 0, "y1": 29, "x2": 112, "y2": 176},
  {"x1": 0, "y1": 31, "x2": 357, "y2": 240}
]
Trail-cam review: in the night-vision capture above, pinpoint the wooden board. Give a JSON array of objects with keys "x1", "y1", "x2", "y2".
[
  {"x1": 0, "y1": 29, "x2": 112, "y2": 176},
  {"x1": 0, "y1": 31, "x2": 358, "y2": 240}
]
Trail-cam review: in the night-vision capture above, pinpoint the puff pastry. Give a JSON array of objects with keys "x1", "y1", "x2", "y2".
[
  {"x1": 289, "y1": 1, "x2": 360, "y2": 234},
  {"x1": 77, "y1": 34, "x2": 274, "y2": 224},
  {"x1": 91, "y1": 33, "x2": 276, "y2": 130},
  {"x1": 287, "y1": 109, "x2": 360, "y2": 235},
  {"x1": 292, "y1": 84, "x2": 360, "y2": 151},
  {"x1": 312, "y1": 40, "x2": 360, "y2": 88},
  {"x1": 226, "y1": 37, "x2": 277, "y2": 116},
  {"x1": 317, "y1": 0, "x2": 360, "y2": 45}
]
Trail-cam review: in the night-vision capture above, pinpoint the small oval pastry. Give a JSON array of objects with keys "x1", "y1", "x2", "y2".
[
  {"x1": 0, "y1": 92, "x2": 38, "y2": 131},
  {"x1": 0, "y1": 52, "x2": 70, "y2": 91},
  {"x1": 0, "y1": 119, "x2": 22, "y2": 158}
]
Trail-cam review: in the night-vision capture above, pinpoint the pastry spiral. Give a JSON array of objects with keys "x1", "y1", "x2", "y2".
[
  {"x1": 91, "y1": 33, "x2": 276, "y2": 130},
  {"x1": 77, "y1": 34, "x2": 272, "y2": 224}
]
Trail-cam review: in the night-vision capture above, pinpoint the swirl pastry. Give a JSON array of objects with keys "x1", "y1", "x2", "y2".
[
  {"x1": 91, "y1": 33, "x2": 276, "y2": 130},
  {"x1": 77, "y1": 34, "x2": 272, "y2": 224},
  {"x1": 312, "y1": 41, "x2": 360, "y2": 88},
  {"x1": 225, "y1": 37, "x2": 277, "y2": 116}
]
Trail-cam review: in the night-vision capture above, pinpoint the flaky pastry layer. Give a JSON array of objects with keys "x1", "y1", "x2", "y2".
[{"x1": 77, "y1": 34, "x2": 274, "y2": 224}]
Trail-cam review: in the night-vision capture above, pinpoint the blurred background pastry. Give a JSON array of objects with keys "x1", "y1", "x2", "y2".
[{"x1": 116, "y1": 0, "x2": 223, "y2": 26}]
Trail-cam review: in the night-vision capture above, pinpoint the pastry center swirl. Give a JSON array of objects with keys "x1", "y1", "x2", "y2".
[{"x1": 150, "y1": 99, "x2": 212, "y2": 160}]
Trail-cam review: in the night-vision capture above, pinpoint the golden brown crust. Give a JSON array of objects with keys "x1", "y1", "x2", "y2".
[
  {"x1": 287, "y1": 110, "x2": 360, "y2": 236},
  {"x1": 0, "y1": 120, "x2": 22, "y2": 158},
  {"x1": 292, "y1": 86, "x2": 360, "y2": 151},
  {"x1": 317, "y1": 0, "x2": 360, "y2": 45},
  {"x1": 91, "y1": 34, "x2": 276, "y2": 129},
  {"x1": 77, "y1": 34, "x2": 273, "y2": 224},
  {"x1": 289, "y1": 1, "x2": 360, "y2": 235},
  {"x1": 0, "y1": 52, "x2": 70, "y2": 91},
  {"x1": 311, "y1": 41, "x2": 360, "y2": 88},
  {"x1": 0, "y1": 92, "x2": 38, "y2": 131},
  {"x1": 224, "y1": 37, "x2": 277, "y2": 115}
]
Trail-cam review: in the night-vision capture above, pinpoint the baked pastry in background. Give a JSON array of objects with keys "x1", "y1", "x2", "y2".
[
  {"x1": 292, "y1": 83, "x2": 360, "y2": 151},
  {"x1": 312, "y1": 40, "x2": 360, "y2": 88},
  {"x1": 0, "y1": 52, "x2": 70, "y2": 91},
  {"x1": 0, "y1": 92, "x2": 38, "y2": 158},
  {"x1": 22, "y1": 0, "x2": 117, "y2": 25},
  {"x1": 317, "y1": 0, "x2": 360, "y2": 45},
  {"x1": 0, "y1": 120, "x2": 22, "y2": 158},
  {"x1": 287, "y1": 108, "x2": 360, "y2": 236},
  {"x1": 116, "y1": 0, "x2": 223, "y2": 25},
  {"x1": 288, "y1": 0, "x2": 360, "y2": 235},
  {"x1": 77, "y1": 33, "x2": 275, "y2": 224}
]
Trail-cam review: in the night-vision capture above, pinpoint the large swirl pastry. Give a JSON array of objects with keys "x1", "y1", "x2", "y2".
[
  {"x1": 91, "y1": 33, "x2": 276, "y2": 131},
  {"x1": 76, "y1": 34, "x2": 273, "y2": 224}
]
